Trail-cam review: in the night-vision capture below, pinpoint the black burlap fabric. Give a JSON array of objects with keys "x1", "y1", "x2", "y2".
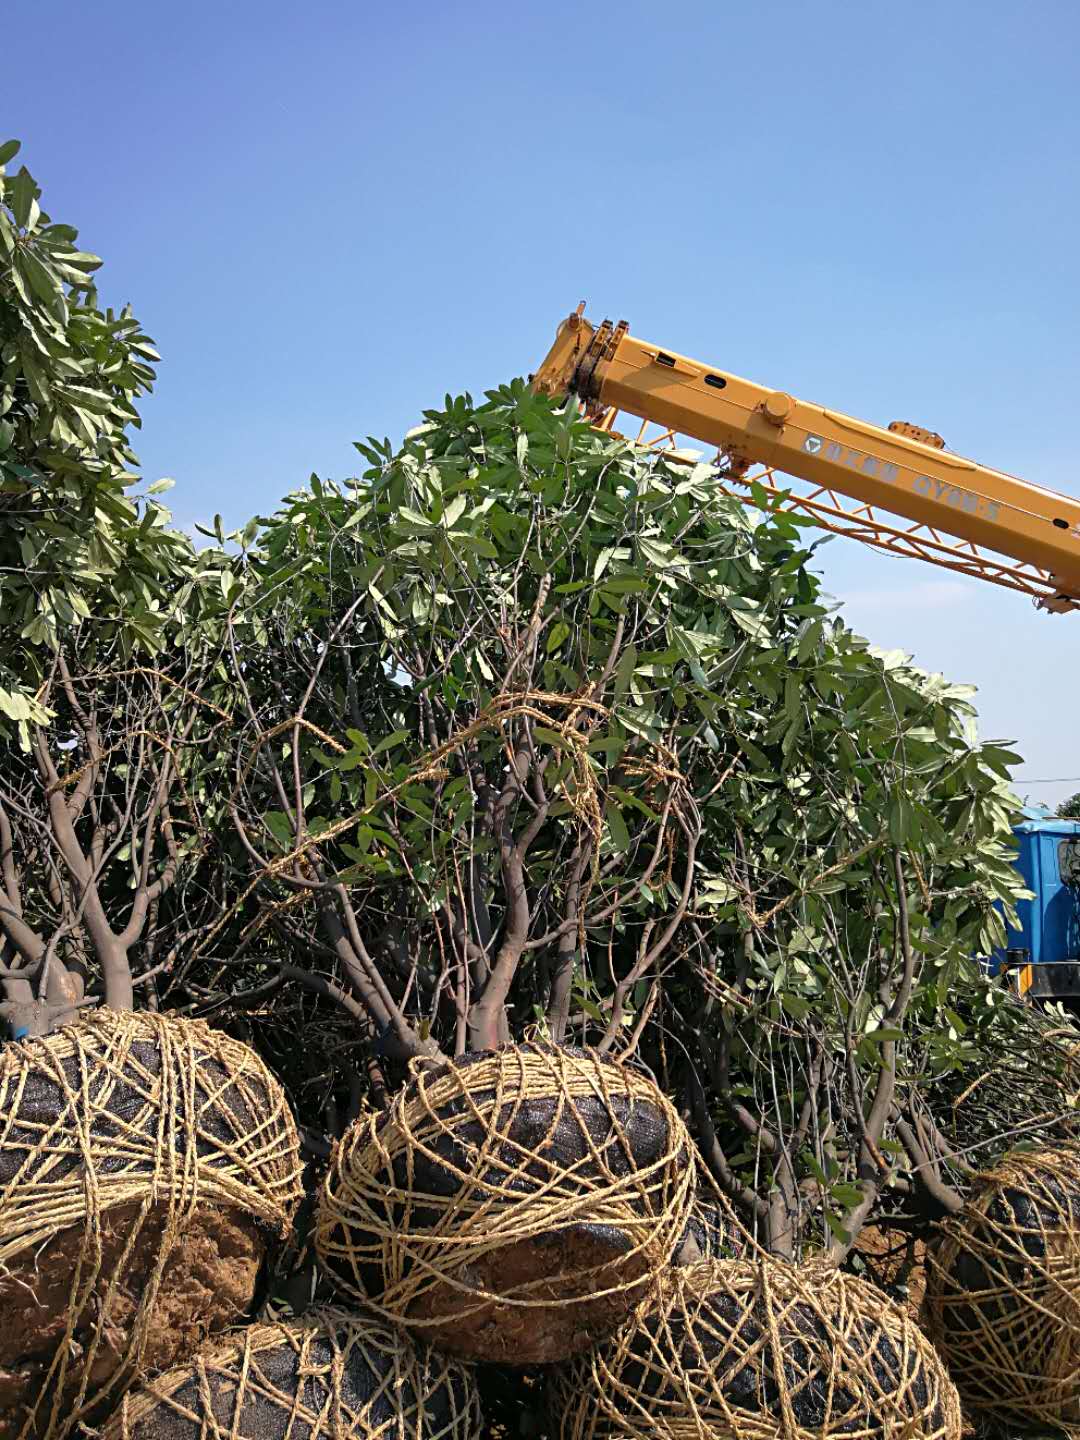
[
  {"x1": 102, "y1": 1306, "x2": 483, "y2": 1440},
  {"x1": 549, "y1": 1259, "x2": 961, "y2": 1440},
  {"x1": 316, "y1": 1044, "x2": 695, "y2": 1363}
]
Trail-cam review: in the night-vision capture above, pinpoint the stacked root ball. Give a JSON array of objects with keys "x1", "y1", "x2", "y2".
[
  {"x1": 0, "y1": 1009, "x2": 303, "y2": 1440},
  {"x1": 102, "y1": 1307, "x2": 482, "y2": 1440},
  {"x1": 550, "y1": 1259, "x2": 961, "y2": 1440},
  {"x1": 0, "y1": 1026, "x2": 982, "y2": 1440},
  {"x1": 316, "y1": 1043, "x2": 695, "y2": 1363},
  {"x1": 925, "y1": 1145, "x2": 1080, "y2": 1430}
]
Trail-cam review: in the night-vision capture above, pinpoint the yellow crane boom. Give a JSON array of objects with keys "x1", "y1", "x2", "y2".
[{"x1": 532, "y1": 307, "x2": 1080, "y2": 612}]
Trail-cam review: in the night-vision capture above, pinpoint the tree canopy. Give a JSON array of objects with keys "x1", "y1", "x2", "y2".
[
  {"x1": 157, "y1": 382, "x2": 1049, "y2": 1254},
  {"x1": 0, "y1": 140, "x2": 192, "y2": 740}
]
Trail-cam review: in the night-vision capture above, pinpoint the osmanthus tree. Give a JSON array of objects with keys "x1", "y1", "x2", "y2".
[
  {"x1": 0, "y1": 140, "x2": 247, "y2": 1037},
  {"x1": 185, "y1": 381, "x2": 1053, "y2": 1251},
  {"x1": 0, "y1": 140, "x2": 191, "y2": 739}
]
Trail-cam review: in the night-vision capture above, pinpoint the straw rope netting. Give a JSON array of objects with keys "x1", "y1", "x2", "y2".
[
  {"x1": 315, "y1": 1043, "x2": 695, "y2": 1363},
  {"x1": 923, "y1": 1144, "x2": 1080, "y2": 1429},
  {"x1": 101, "y1": 1306, "x2": 483, "y2": 1440},
  {"x1": 549, "y1": 1259, "x2": 962, "y2": 1440},
  {"x1": 0, "y1": 1008, "x2": 303, "y2": 1440}
]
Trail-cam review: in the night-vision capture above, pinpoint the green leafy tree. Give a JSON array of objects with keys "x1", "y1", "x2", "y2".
[
  {"x1": 0, "y1": 141, "x2": 256, "y2": 1036},
  {"x1": 1058, "y1": 792, "x2": 1080, "y2": 819},
  {"x1": 175, "y1": 384, "x2": 1042, "y2": 1253},
  {"x1": 0, "y1": 139, "x2": 191, "y2": 740}
]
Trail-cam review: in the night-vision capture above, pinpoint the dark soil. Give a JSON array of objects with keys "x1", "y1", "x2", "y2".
[
  {"x1": 387, "y1": 1048, "x2": 681, "y2": 1227},
  {"x1": 550, "y1": 1271, "x2": 947, "y2": 1440},
  {"x1": 0, "y1": 1033, "x2": 280, "y2": 1193},
  {"x1": 476, "y1": 1365, "x2": 546, "y2": 1440},
  {"x1": 940, "y1": 1173, "x2": 1080, "y2": 1324},
  {"x1": 927, "y1": 1168, "x2": 1080, "y2": 1418},
  {"x1": 0, "y1": 1201, "x2": 266, "y2": 1440},
  {"x1": 852, "y1": 1224, "x2": 928, "y2": 1319}
]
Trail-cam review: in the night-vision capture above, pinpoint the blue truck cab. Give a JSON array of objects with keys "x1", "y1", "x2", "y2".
[{"x1": 990, "y1": 810, "x2": 1080, "y2": 1000}]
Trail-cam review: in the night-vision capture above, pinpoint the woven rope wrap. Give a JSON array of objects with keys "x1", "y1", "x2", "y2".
[
  {"x1": 316, "y1": 1043, "x2": 695, "y2": 1363},
  {"x1": 102, "y1": 1306, "x2": 483, "y2": 1440},
  {"x1": 0, "y1": 1008, "x2": 303, "y2": 1440},
  {"x1": 549, "y1": 1259, "x2": 962, "y2": 1440},
  {"x1": 924, "y1": 1144, "x2": 1080, "y2": 1427}
]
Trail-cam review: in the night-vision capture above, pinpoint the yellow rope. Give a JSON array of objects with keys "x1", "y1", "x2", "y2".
[{"x1": 316, "y1": 1044, "x2": 694, "y2": 1360}]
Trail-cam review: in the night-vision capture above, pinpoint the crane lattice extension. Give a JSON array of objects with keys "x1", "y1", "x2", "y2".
[{"x1": 532, "y1": 308, "x2": 1080, "y2": 613}]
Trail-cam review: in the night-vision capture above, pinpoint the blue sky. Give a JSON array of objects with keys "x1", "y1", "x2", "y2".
[{"x1": 6, "y1": 0, "x2": 1080, "y2": 803}]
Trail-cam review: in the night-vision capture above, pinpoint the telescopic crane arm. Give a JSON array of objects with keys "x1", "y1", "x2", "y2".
[{"x1": 532, "y1": 307, "x2": 1080, "y2": 613}]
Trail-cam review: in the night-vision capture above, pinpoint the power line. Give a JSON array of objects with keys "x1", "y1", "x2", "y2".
[{"x1": 1016, "y1": 777, "x2": 1080, "y2": 784}]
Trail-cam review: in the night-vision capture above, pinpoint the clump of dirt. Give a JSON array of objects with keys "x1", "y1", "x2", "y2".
[
  {"x1": 0, "y1": 1010, "x2": 303, "y2": 1440},
  {"x1": 0, "y1": 1201, "x2": 265, "y2": 1440},
  {"x1": 408, "y1": 1222, "x2": 653, "y2": 1365},
  {"x1": 851, "y1": 1223, "x2": 928, "y2": 1319}
]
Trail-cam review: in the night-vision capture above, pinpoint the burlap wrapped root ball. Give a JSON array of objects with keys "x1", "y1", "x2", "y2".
[
  {"x1": 316, "y1": 1043, "x2": 695, "y2": 1364},
  {"x1": 924, "y1": 1144, "x2": 1080, "y2": 1428},
  {"x1": 0, "y1": 1009, "x2": 303, "y2": 1440},
  {"x1": 101, "y1": 1306, "x2": 483, "y2": 1440},
  {"x1": 549, "y1": 1259, "x2": 961, "y2": 1440}
]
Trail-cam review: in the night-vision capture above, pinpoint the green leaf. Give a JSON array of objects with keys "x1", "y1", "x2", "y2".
[
  {"x1": 442, "y1": 494, "x2": 468, "y2": 528},
  {"x1": 8, "y1": 168, "x2": 37, "y2": 229},
  {"x1": 0, "y1": 140, "x2": 20, "y2": 167},
  {"x1": 824, "y1": 1211, "x2": 852, "y2": 1245},
  {"x1": 605, "y1": 803, "x2": 630, "y2": 854},
  {"x1": 546, "y1": 621, "x2": 570, "y2": 653},
  {"x1": 888, "y1": 792, "x2": 912, "y2": 845},
  {"x1": 829, "y1": 1183, "x2": 864, "y2": 1208},
  {"x1": 146, "y1": 478, "x2": 175, "y2": 496},
  {"x1": 18, "y1": 247, "x2": 60, "y2": 305},
  {"x1": 0, "y1": 687, "x2": 32, "y2": 721},
  {"x1": 594, "y1": 546, "x2": 617, "y2": 581},
  {"x1": 264, "y1": 811, "x2": 294, "y2": 851},
  {"x1": 372, "y1": 728, "x2": 411, "y2": 755},
  {"x1": 613, "y1": 643, "x2": 637, "y2": 704}
]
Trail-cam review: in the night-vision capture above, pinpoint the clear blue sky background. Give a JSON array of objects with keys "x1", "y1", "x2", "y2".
[{"x1": 6, "y1": 1, "x2": 1080, "y2": 803}]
